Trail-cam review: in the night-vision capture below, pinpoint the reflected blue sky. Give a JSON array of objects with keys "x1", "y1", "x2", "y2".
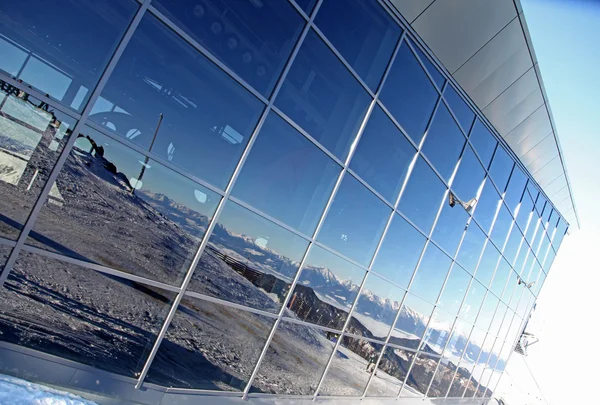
[
  {"x1": 468, "y1": 120, "x2": 497, "y2": 170},
  {"x1": 443, "y1": 85, "x2": 475, "y2": 134}
]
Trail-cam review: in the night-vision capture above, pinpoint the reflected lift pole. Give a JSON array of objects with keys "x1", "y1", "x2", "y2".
[{"x1": 131, "y1": 113, "x2": 163, "y2": 195}]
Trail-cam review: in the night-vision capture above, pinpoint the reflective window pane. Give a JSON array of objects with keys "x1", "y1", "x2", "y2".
[
  {"x1": 489, "y1": 146, "x2": 514, "y2": 193},
  {"x1": 448, "y1": 362, "x2": 474, "y2": 397},
  {"x1": 464, "y1": 326, "x2": 485, "y2": 364},
  {"x1": 318, "y1": 174, "x2": 390, "y2": 266},
  {"x1": 438, "y1": 265, "x2": 470, "y2": 316},
  {"x1": 250, "y1": 321, "x2": 335, "y2": 395},
  {"x1": 0, "y1": 251, "x2": 174, "y2": 377},
  {"x1": 431, "y1": 198, "x2": 469, "y2": 258},
  {"x1": 188, "y1": 200, "x2": 308, "y2": 313},
  {"x1": 409, "y1": 39, "x2": 445, "y2": 89},
  {"x1": 503, "y1": 226, "x2": 524, "y2": 266},
  {"x1": 490, "y1": 204, "x2": 512, "y2": 250},
  {"x1": 489, "y1": 302, "x2": 508, "y2": 339},
  {"x1": 0, "y1": 85, "x2": 76, "y2": 240},
  {"x1": 460, "y1": 279, "x2": 485, "y2": 324},
  {"x1": 316, "y1": 0, "x2": 401, "y2": 90},
  {"x1": 350, "y1": 105, "x2": 416, "y2": 203},
  {"x1": 421, "y1": 102, "x2": 466, "y2": 182},
  {"x1": 390, "y1": 293, "x2": 433, "y2": 350},
  {"x1": 233, "y1": 112, "x2": 339, "y2": 235},
  {"x1": 90, "y1": 14, "x2": 264, "y2": 190},
  {"x1": 372, "y1": 214, "x2": 426, "y2": 289},
  {"x1": 403, "y1": 353, "x2": 439, "y2": 396},
  {"x1": 319, "y1": 337, "x2": 384, "y2": 396},
  {"x1": 444, "y1": 85, "x2": 475, "y2": 134},
  {"x1": 0, "y1": 0, "x2": 138, "y2": 111},
  {"x1": 409, "y1": 243, "x2": 452, "y2": 304},
  {"x1": 152, "y1": 0, "x2": 304, "y2": 96},
  {"x1": 422, "y1": 307, "x2": 454, "y2": 356},
  {"x1": 146, "y1": 297, "x2": 274, "y2": 391},
  {"x1": 428, "y1": 358, "x2": 455, "y2": 398},
  {"x1": 367, "y1": 346, "x2": 415, "y2": 397},
  {"x1": 504, "y1": 167, "x2": 527, "y2": 215},
  {"x1": 489, "y1": 258, "x2": 511, "y2": 299},
  {"x1": 275, "y1": 29, "x2": 371, "y2": 160},
  {"x1": 543, "y1": 249, "x2": 556, "y2": 273},
  {"x1": 475, "y1": 242, "x2": 501, "y2": 289},
  {"x1": 455, "y1": 222, "x2": 486, "y2": 275},
  {"x1": 351, "y1": 273, "x2": 406, "y2": 341},
  {"x1": 287, "y1": 245, "x2": 366, "y2": 330},
  {"x1": 552, "y1": 218, "x2": 568, "y2": 250},
  {"x1": 476, "y1": 294, "x2": 499, "y2": 333},
  {"x1": 380, "y1": 42, "x2": 439, "y2": 144},
  {"x1": 468, "y1": 120, "x2": 496, "y2": 169},
  {"x1": 295, "y1": 0, "x2": 317, "y2": 14},
  {"x1": 29, "y1": 128, "x2": 220, "y2": 286},
  {"x1": 451, "y1": 145, "x2": 485, "y2": 208},
  {"x1": 516, "y1": 191, "x2": 534, "y2": 234},
  {"x1": 398, "y1": 157, "x2": 445, "y2": 235},
  {"x1": 473, "y1": 180, "x2": 501, "y2": 234},
  {"x1": 444, "y1": 319, "x2": 472, "y2": 361},
  {"x1": 502, "y1": 270, "x2": 518, "y2": 305}
]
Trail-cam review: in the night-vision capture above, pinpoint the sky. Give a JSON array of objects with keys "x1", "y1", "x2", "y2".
[{"x1": 496, "y1": 1, "x2": 600, "y2": 404}]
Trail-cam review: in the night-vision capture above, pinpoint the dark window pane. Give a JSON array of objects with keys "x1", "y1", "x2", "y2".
[
  {"x1": 153, "y1": 0, "x2": 304, "y2": 96},
  {"x1": 489, "y1": 259, "x2": 511, "y2": 299},
  {"x1": 444, "y1": 85, "x2": 475, "y2": 135},
  {"x1": 350, "y1": 105, "x2": 416, "y2": 203},
  {"x1": 188, "y1": 200, "x2": 309, "y2": 313},
  {"x1": 438, "y1": 265, "x2": 470, "y2": 316},
  {"x1": 372, "y1": 214, "x2": 426, "y2": 289},
  {"x1": 473, "y1": 180, "x2": 501, "y2": 234},
  {"x1": 451, "y1": 145, "x2": 485, "y2": 208},
  {"x1": 316, "y1": 0, "x2": 401, "y2": 90},
  {"x1": 409, "y1": 243, "x2": 452, "y2": 304},
  {"x1": 504, "y1": 167, "x2": 527, "y2": 215},
  {"x1": 319, "y1": 337, "x2": 384, "y2": 396},
  {"x1": 469, "y1": 120, "x2": 496, "y2": 169},
  {"x1": 29, "y1": 128, "x2": 220, "y2": 286},
  {"x1": 250, "y1": 321, "x2": 335, "y2": 395},
  {"x1": 0, "y1": 251, "x2": 174, "y2": 377},
  {"x1": 318, "y1": 174, "x2": 390, "y2": 266},
  {"x1": 403, "y1": 353, "x2": 439, "y2": 396},
  {"x1": 409, "y1": 39, "x2": 445, "y2": 89},
  {"x1": 275, "y1": 29, "x2": 371, "y2": 160},
  {"x1": 233, "y1": 113, "x2": 339, "y2": 235},
  {"x1": 90, "y1": 14, "x2": 264, "y2": 190},
  {"x1": 146, "y1": 297, "x2": 274, "y2": 391},
  {"x1": 456, "y1": 222, "x2": 486, "y2": 274},
  {"x1": 489, "y1": 146, "x2": 513, "y2": 193},
  {"x1": 0, "y1": 86, "x2": 76, "y2": 240},
  {"x1": 421, "y1": 102, "x2": 466, "y2": 182},
  {"x1": 475, "y1": 242, "x2": 501, "y2": 289},
  {"x1": 287, "y1": 245, "x2": 366, "y2": 330},
  {"x1": 380, "y1": 42, "x2": 439, "y2": 144},
  {"x1": 0, "y1": 0, "x2": 137, "y2": 111},
  {"x1": 295, "y1": 0, "x2": 317, "y2": 14},
  {"x1": 390, "y1": 293, "x2": 433, "y2": 349},
  {"x1": 431, "y1": 199, "x2": 470, "y2": 258},
  {"x1": 534, "y1": 193, "x2": 546, "y2": 216},
  {"x1": 366, "y1": 346, "x2": 415, "y2": 397},
  {"x1": 351, "y1": 273, "x2": 406, "y2": 341},
  {"x1": 460, "y1": 279, "x2": 485, "y2": 324},
  {"x1": 490, "y1": 204, "x2": 512, "y2": 250},
  {"x1": 543, "y1": 249, "x2": 556, "y2": 273},
  {"x1": 398, "y1": 158, "x2": 446, "y2": 235}
]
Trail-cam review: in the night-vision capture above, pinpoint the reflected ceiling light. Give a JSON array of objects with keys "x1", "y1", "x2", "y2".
[
  {"x1": 167, "y1": 142, "x2": 175, "y2": 161},
  {"x1": 255, "y1": 237, "x2": 269, "y2": 249},
  {"x1": 126, "y1": 128, "x2": 141, "y2": 140},
  {"x1": 243, "y1": 52, "x2": 252, "y2": 64},
  {"x1": 194, "y1": 189, "x2": 207, "y2": 204},
  {"x1": 227, "y1": 37, "x2": 238, "y2": 50},
  {"x1": 129, "y1": 178, "x2": 143, "y2": 190},
  {"x1": 211, "y1": 22, "x2": 222, "y2": 35},
  {"x1": 193, "y1": 5, "x2": 205, "y2": 17}
]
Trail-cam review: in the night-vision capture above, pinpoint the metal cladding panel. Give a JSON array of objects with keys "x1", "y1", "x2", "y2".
[
  {"x1": 453, "y1": 18, "x2": 532, "y2": 109},
  {"x1": 412, "y1": 0, "x2": 517, "y2": 73},
  {"x1": 522, "y1": 135, "x2": 558, "y2": 172},
  {"x1": 389, "y1": 0, "x2": 435, "y2": 23},
  {"x1": 543, "y1": 174, "x2": 567, "y2": 197},
  {"x1": 505, "y1": 106, "x2": 551, "y2": 147}
]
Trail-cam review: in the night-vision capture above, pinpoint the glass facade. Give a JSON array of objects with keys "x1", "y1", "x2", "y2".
[{"x1": 0, "y1": 0, "x2": 569, "y2": 403}]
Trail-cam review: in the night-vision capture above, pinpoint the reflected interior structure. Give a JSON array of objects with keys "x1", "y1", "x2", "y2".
[{"x1": 0, "y1": 0, "x2": 574, "y2": 404}]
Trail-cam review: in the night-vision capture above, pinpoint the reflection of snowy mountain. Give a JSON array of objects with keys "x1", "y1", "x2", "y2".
[{"x1": 138, "y1": 191, "x2": 210, "y2": 236}]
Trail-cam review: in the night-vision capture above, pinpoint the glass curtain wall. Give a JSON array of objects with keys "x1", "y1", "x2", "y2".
[{"x1": 0, "y1": 0, "x2": 568, "y2": 401}]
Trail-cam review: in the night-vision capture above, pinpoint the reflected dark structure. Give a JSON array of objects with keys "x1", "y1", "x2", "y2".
[{"x1": 0, "y1": 0, "x2": 571, "y2": 404}]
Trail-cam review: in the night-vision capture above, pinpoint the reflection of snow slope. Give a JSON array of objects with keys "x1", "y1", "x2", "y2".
[
  {"x1": 0, "y1": 149, "x2": 26, "y2": 185},
  {"x1": 352, "y1": 312, "x2": 393, "y2": 339},
  {"x1": 1, "y1": 95, "x2": 52, "y2": 131},
  {"x1": 0, "y1": 373, "x2": 98, "y2": 405}
]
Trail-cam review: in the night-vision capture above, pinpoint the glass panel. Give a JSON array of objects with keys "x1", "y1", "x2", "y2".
[
  {"x1": 455, "y1": 222, "x2": 486, "y2": 274},
  {"x1": 351, "y1": 273, "x2": 406, "y2": 341},
  {"x1": 409, "y1": 243, "x2": 452, "y2": 304},
  {"x1": 502, "y1": 270, "x2": 518, "y2": 305},
  {"x1": 350, "y1": 105, "x2": 416, "y2": 203},
  {"x1": 249, "y1": 320, "x2": 335, "y2": 395},
  {"x1": 0, "y1": 85, "x2": 76, "y2": 240},
  {"x1": 188, "y1": 200, "x2": 309, "y2": 312},
  {"x1": 543, "y1": 249, "x2": 556, "y2": 273},
  {"x1": 552, "y1": 218, "x2": 568, "y2": 251},
  {"x1": 490, "y1": 204, "x2": 512, "y2": 250},
  {"x1": 444, "y1": 319, "x2": 472, "y2": 361},
  {"x1": 476, "y1": 333, "x2": 495, "y2": 366},
  {"x1": 534, "y1": 194, "x2": 546, "y2": 216},
  {"x1": 390, "y1": 293, "x2": 433, "y2": 350},
  {"x1": 275, "y1": 29, "x2": 371, "y2": 160},
  {"x1": 475, "y1": 242, "x2": 501, "y2": 289},
  {"x1": 403, "y1": 353, "x2": 439, "y2": 396},
  {"x1": 509, "y1": 281, "x2": 524, "y2": 311},
  {"x1": 319, "y1": 337, "x2": 384, "y2": 396},
  {"x1": 398, "y1": 157, "x2": 446, "y2": 235},
  {"x1": 431, "y1": 197, "x2": 469, "y2": 258},
  {"x1": 380, "y1": 42, "x2": 439, "y2": 144},
  {"x1": 448, "y1": 362, "x2": 474, "y2": 397},
  {"x1": 438, "y1": 265, "x2": 470, "y2": 316},
  {"x1": 29, "y1": 128, "x2": 220, "y2": 286},
  {"x1": 146, "y1": 296, "x2": 274, "y2": 391},
  {"x1": 475, "y1": 368, "x2": 494, "y2": 397},
  {"x1": 504, "y1": 167, "x2": 527, "y2": 215},
  {"x1": 515, "y1": 191, "x2": 534, "y2": 235},
  {"x1": 468, "y1": 120, "x2": 496, "y2": 169},
  {"x1": 464, "y1": 326, "x2": 485, "y2": 365},
  {"x1": 421, "y1": 102, "x2": 466, "y2": 181},
  {"x1": 503, "y1": 226, "x2": 524, "y2": 266},
  {"x1": 295, "y1": 0, "x2": 317, "y2": 14},
  {"x1": 366, "y1": 346, "x2": 415, "y2": 397},
  {"x1": 409, "y1": 39, "x2": 445, "y2": 89},
  {"x1": 152, "y1": 0, "x2": 304, "y2": 97},
  {"x1": 0, "y1": 0, "x2": 137, "y2": 111},
  {"x1": 316, "y1": 0, "x2": 401, "y2": 90},
  {"x1": 422, "y1": 307, "x2": 454, "y2": 356},
  {"x1": 476, "y1": 294, "x2": 499, "y2": 333},
  {"x1": 233, "y1": 112, "x2": 339, "y2": 235},
  {"x1": 0, "y1": 250, "x2": 175, "y2": 377},
  {"x1": 451, "y1": 145, "x2": 485, "y2": 209},
  {"x1": 489, "y1": 258, "x2": 511, "y2": 299},
  {"x1": 428, "y1": 357, "x2": 454, "y2": 397},
  {"x1": 286, "y1": 245, "x2": 366, "y2": 330},
  {"x1": 460, "y1": 279, "x2": 485, "y2": 324},
  {"x1": 444, "y1": 85, "x2": 475, "y2": 134},
  {"x1": 90, "y1": 14, "x2": 264, "y2": 190},
  {"x1": 488, "y1": 146, "x2": 513, "y2": 193},
  {"x1": 372, "y1": 213, "x2": 426, "y2": 289},
  {"x1": 496, "y1": 342, "x2": 511, "y2": 371},
  {"x1": 473, "y1": 180, "x2": 501, "y2": 234},
  {"x1": 489, "y1": 302, "x2": 507, "y2": 339},
  {"x1": 318, "y1": 174, "x2": 390, "y2": 266}
]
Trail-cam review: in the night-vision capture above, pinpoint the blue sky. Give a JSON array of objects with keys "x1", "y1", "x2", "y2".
[{"x1": 496, "y1": 1, "x2": 600, "y2": 404}]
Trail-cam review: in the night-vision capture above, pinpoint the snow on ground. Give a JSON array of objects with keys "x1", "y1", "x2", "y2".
[{"x1": 0, "y1": 374, "x2": 98, "y2": 405}]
